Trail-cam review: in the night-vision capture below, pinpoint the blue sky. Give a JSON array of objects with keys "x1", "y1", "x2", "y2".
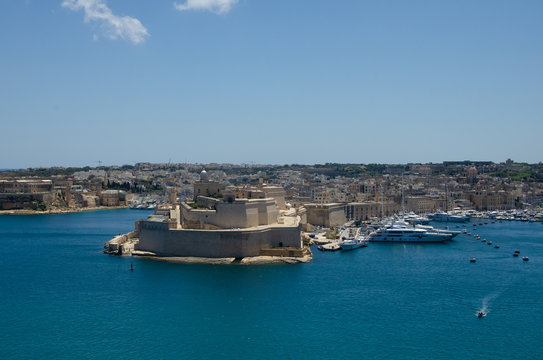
[{"x1": 1, "y1": 0, "x2": 542, "y2": 168}]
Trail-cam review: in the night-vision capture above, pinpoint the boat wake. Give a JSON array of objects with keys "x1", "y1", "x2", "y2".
[{"x1": 477, "y1": 291, "x2": 501, "y2": 316}]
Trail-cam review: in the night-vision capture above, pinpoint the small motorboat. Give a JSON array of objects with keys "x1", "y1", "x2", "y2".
[
  {"x1": 487, "y1": 241, "x2": 493, "y2": 245},
  {"x1": 477, "y1": 311, "x2": 485, "y2": 318},
  {"x1": 494, "y1": 245, "x2": 500, "y2": 248},
  {"x1": 318, "y1": 243, "x2": 341, "y2": 252},
  {"x1": 513, "y1": 253, "x2": 519, "y2": 257},
  {"x1": 523, "y1": 257, "x2": 529, "y2": 261},
  {"x1": 340, "y1": 237, "x2": 368, "y2": 251},
  {"x1": 470, "y1": 258, "x2": 476, "y2": 263}
]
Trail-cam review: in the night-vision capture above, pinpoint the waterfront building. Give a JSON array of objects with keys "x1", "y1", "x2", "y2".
[
  {"x1": 468, "y1": 189, "x2": 514, "y2": 210},
  {"x1": 133, "y1": 178, "x2": 303, "y2": 258},
  {"x1": 0, "y1": 179, "x2": 53, "y2": 193},
  {"x1": 0, "y1": 179, "x2": 55, "y2": 210},
  {"x1": 100, "y1": 190, "x2": 127, "y2": 207},
  {"x1": 344, "y1": 201, "x2": 397, "y2": 221},
  {"x1": 305, "y1": 203, "x2": 347, "y2": 227},
  {"x1": 405, "y1": 196, "x2": 437, "y2": 214}
]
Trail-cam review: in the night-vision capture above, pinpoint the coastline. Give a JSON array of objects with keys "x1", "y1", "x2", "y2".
[
  {"x1": 0, "y1": 205, "x2": 128, "y2": 216},
  {"x1": 131, "y1": 250, "x2": 313, "y2": 265}
]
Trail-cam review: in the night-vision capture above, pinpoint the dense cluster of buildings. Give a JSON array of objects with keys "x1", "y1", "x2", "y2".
[
  {"x1": 0, "y1": 178, "x2": 126, "y2": 211},
  {"x1": 2, "y1": 161, "x2": 542, "y2": 224},
  {"x1": 4, "y1": 161, "x2": 543, "y2": 259}
]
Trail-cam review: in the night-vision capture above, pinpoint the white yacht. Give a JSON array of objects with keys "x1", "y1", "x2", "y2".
[
  {"x1": 402, "y1": 212, "x2": 431, "y2": 225},
  {"x1": 394, "y1": 217, "x2": 460, "y2": 239},
  {"x1": 340, "y1": 236, "x2": 368, "y2": 251},
  {"x1": 338, "y1": 227, "x2": 368, "y2": 250},
  {"x1": 414, "y1": 224, "x2": 460, "y2": 238},
  {"x1": 368, "y1": 221, "x2": 453, "y2": 242},
  {"x1": 429, "y1": 210, "x2": 471, "y2": 223}
]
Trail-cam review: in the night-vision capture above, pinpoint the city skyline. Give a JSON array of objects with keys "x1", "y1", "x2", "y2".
[{"x1": 2, "y1": 0, "x2": 543, "y2": 168}]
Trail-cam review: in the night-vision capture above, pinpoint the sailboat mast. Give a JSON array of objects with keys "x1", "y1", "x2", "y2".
[
  {"x1": 381, "y1": 184, "x2": 385, "y2": 219},
  {"x1": 401, "y1": 173, "x2": 405, "y2": 215},
  {"x1": 445, "y1": 182, "x2": 449, "y2": 213}
]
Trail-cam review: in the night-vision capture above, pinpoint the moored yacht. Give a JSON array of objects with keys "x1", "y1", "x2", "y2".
[
  {"x1": 340, "y1": 236, "x2": 368, "y2": 251},
  {"x1": 429, "y1": 210, "x2": 471, "y2": 223},
  {"x1": 415, "y1": 224, "x2": 460, "y2": 238},
  {"x1": 402, "y1": 212, "x2": 431, "y2": 225},
  {"x1": 368, "y1": 221, "x2": 453, "y2": 242}
]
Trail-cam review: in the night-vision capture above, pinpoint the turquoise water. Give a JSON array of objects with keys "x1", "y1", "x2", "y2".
[{"x1": 1, "y1": 210, "x2": 542, "y2": 359}]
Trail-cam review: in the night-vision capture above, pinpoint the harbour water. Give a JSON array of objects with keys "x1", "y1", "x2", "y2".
[{"x1": 1, "y1": 209, "x2": 542, "y2": 359}]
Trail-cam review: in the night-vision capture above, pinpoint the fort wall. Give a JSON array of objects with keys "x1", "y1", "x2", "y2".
[{"x1": 136, "y1": 220, "x2": 302, "y2": 258}]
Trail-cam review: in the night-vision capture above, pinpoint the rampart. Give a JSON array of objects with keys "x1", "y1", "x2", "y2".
[{"x1": 135, "y1": 219, "x2": 302, "y2": 258}]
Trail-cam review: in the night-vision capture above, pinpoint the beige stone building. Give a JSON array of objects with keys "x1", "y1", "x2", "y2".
[
  {"x1": 305, "y1": 203, "x2": 347, "y2": 227},
  {"x1": 261, "y1": 186, "x2": 287, "y2": 209},
  {"x1": 405, "y1": 196, "x2": 437, "y2": 214},
  {"x1": 468, "y1": 189, "x2": 513, "y2": 210},
  {"x1": 344, "y1": 201, "x2": 397, "y2": 221},
  {"x1": 0, "y1": 179, "x2": 53, "y2": 193},
  {"x1": 193, "y1": 170, "x2": 222, "y2": 199},
  {"x1": 100, "y1": 190, "x2": 127, "y2": 206}
]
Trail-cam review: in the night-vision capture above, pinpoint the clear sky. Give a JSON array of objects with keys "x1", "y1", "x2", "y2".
[{"x1": 1, "y1": 0, "x2": 542, "y2": 168}]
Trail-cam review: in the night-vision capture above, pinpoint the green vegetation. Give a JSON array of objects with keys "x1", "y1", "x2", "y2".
[
  {"x1": 188, "y1": 202, "x2": 208, "y2": 209},
  {"x1": 105, "y1": 181, "x2": 131, "y2": 191},
  {"x1": 31, "y1": 202, "x2": 47, "y2": 211},
  {"x1": 326, "y1": 228, "x2": 339, "y2": 240},
  {"x1": 489, "y1": 168, "x2": 541, "y2": 182}
]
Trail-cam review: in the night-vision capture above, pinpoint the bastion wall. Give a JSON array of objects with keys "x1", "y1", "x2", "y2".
[{"x1": 135, "y1": 220, "x2": 302, "y2": 258}]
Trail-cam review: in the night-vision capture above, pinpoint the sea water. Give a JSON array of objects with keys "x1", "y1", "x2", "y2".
[{"x1": 1, "y1": 210, "x2": 542, "y2": 359}]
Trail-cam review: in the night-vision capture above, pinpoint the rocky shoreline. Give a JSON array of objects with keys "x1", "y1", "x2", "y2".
[
  {"x1": 131, "y1": 250, "x2": 313, "y2": 265},
  {"x1": 0, "y1": 206, "x2": 128, "y2": 215}
]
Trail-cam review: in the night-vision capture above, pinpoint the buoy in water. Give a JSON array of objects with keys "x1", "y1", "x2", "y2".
[{"x1": 130, "y1": 263, "x2": 133, "y2": 271}]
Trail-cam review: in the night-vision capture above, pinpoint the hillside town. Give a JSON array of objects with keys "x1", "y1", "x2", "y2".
[{"x1": 1, "y1": 160, "x2": 543, "y2": 228}]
